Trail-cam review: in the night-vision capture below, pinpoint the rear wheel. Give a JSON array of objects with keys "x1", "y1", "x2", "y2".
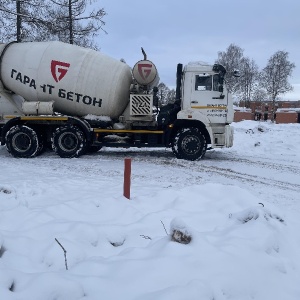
[
  {"x1": 172, "y1": 127, "x2": 207, "y2": 161},
  {"x1": 5, "y1": 125, "x2": 40, "y2": 158},
  {"x1": 52, "y1": 125, "x2": 87, "y2": 158}
]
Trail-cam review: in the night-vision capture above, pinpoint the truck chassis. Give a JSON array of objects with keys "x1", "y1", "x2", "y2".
[{"x1": 0, "y1": 114, "x2": 209, "y2": 160}]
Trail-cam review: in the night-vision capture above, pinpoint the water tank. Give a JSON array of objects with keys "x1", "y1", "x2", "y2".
[{"x1": 132, "y1": 59, "x2": 159, "y2": 89}]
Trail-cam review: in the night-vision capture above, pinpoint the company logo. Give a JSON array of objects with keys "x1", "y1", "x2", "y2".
[
  {"x1": 51, "y1": 60, "x2": 70, "y2": 82},
  {"x1": 138, "y1": 63, "x2": 153, "y2": 80}
]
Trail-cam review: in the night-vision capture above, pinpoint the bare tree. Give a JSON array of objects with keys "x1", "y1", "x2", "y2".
[
  {"x1": 238, "y1": 57, "x2": 259, "y2": 107},
  {"x1": 0, "y1": 0, "x2": 106, "y2": 49},
  {"x1": 216, "y1": 44, "x2": 244, "y2": 94},
  {"x1": 157, "y1": 83, "x2": 176, "y2": 107},
  {"x1": 0, "y1": 0, "x2": 53, "y2": 42},
  {"x1": 166, "y1": 89, "x2": 176, "y2": 104},
  {"x1": 48, "y1": 0, "x2": 106, "y2": 50},
  {"x1": 260, "y1": 51, "x2": 295, "y2": 121},
  {"x1": 157, "y1": 82, "x2": 169, "y2": 107},
  {"x1": 252, "y1": 88, "x2": 268, "y2": 103},
  {"x1": 0, "y1": 0, "x2": 19, "y2": 41},
  {"x1": 0, "y1": 1, "x2": 6, "y2": 29}
]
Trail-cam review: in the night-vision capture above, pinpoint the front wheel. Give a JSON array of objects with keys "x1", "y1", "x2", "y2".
[
  {"x1": 172, "y1": 127, "x2": 207, "y2": 161},
  {"x1": 52, "y1": 125, "x2": 87, "y2": 158},
  {"x1": 5, "y1": 125, "x2": 40, "y2": 158}
]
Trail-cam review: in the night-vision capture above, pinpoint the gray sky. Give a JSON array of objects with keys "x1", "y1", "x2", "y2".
[{"x1": 97, "y1": 0, "x2": 300, "y2": 100}]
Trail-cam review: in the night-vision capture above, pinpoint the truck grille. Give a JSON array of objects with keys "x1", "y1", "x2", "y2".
[{"x1": 130, "y1": 95, "x2": 153, "y2": 116}]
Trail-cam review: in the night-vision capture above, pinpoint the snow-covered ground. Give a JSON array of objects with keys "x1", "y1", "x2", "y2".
[{"x1": 1, "y1": 120, "x2": 300, "y2": 300}]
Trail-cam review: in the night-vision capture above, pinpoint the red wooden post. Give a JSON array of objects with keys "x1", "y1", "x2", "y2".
[{"x1": 123, "y1": 158, "x2": 131, "y2": 199}]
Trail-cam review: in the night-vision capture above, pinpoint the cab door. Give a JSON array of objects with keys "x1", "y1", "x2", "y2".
[{"x1": 190, "y1": 73, "x2": 228, "y2": 123}]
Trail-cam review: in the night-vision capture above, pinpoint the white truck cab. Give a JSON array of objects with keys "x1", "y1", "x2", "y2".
[{"x1": 168, "y1": 63, "x2": 234, "y2": 155}]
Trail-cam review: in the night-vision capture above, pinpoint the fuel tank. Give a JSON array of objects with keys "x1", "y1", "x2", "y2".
[{"x1": 0, "y1": 41, "x2": 133, "y2": 118}]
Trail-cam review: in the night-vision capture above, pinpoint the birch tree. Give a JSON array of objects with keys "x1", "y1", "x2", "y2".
[
  {"x1": 238, "y1": 57, "x2": 259, "y2": 107},
  {"x1": 216, "y1": 44, "x2": 244, "y2": 94},
  {"x1": 260, "y1": 51, "x2": 295, "y2": 121}
]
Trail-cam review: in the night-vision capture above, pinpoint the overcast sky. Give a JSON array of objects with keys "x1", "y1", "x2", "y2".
[{"x1": 97, "y1": 0, "x2": 300, "y2": 101}]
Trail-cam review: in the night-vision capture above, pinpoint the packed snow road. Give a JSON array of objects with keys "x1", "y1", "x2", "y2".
[{"x1": 1, "y1": 120, "x2": 299, "y2": 212}]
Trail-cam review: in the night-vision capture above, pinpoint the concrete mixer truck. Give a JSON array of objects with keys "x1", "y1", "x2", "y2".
[{"x1": 0, "y1": 41, "x2": 235, "y2": 160}]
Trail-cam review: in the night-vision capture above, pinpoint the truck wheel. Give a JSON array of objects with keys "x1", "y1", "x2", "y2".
[
  {"x1": 172, "y1": 127, "x2": 207, "y2": 161},
  {"x1": 52, "y1": 125, "x2": 87, "y2": 158},
  {"x1": 5, "y1": 125, "x2": 40, "y2": 158}
]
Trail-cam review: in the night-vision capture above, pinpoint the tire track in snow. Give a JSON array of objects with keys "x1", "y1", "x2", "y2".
[
  {"x1": 208, "y1": 153, "x2": 300, "y2": 175},
  {"x1": 167, "y1": 152, "x2": 300, "y2": 199}
]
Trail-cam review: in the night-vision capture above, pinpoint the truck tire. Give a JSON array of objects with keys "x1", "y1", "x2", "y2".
[
  {"x1": 172, "y1": 127, "x2": 207, "y2": 161},
  {"x1": 5, "y1": 125, "x2": 40, "y2": 158},
  {"x1": 52, "y1": 125, "x2": 87, "y2": 158}
]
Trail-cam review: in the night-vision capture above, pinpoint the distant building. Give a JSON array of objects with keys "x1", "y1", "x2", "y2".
[
  {"x1": 233, "y1": 106, "x2": 253, "y2": 122},
  {"x1": 234, "y1": 100, "x2": 300, "y2": 123}
]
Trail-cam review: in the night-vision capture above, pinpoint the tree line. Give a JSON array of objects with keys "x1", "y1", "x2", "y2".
[
  {"x1": 159, "y1": 44, "x2": 295, "y2": 112},
  {"x1": 0, "y1": 0, "x2": 106, "y2": 50},
  {"x1": 0, "y1": 2, "x2": 295, "y2": 115},
  {"x1": 216, "y1": 44, "x2": 295, "y2": 118}
]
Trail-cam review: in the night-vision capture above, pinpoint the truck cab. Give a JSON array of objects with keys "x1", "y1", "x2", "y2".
[{"x1": 156, "y1": 62, "x2": 234, "y2": 160}]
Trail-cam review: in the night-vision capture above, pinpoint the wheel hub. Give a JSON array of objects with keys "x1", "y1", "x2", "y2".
[
  {"x1": 12, "y1": 132, "x2": 31, "y2": 152},
  {"x1": 182, "y1": 135, "x2": 200, "y2": 154},
  {"x1": 59, "y1": 133, "x2": 78, "y2": 152}
]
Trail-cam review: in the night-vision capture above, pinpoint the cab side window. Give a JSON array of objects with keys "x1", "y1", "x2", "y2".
[{"x1": 195, "y1": 74, "x2": 212, "y2": 91}]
